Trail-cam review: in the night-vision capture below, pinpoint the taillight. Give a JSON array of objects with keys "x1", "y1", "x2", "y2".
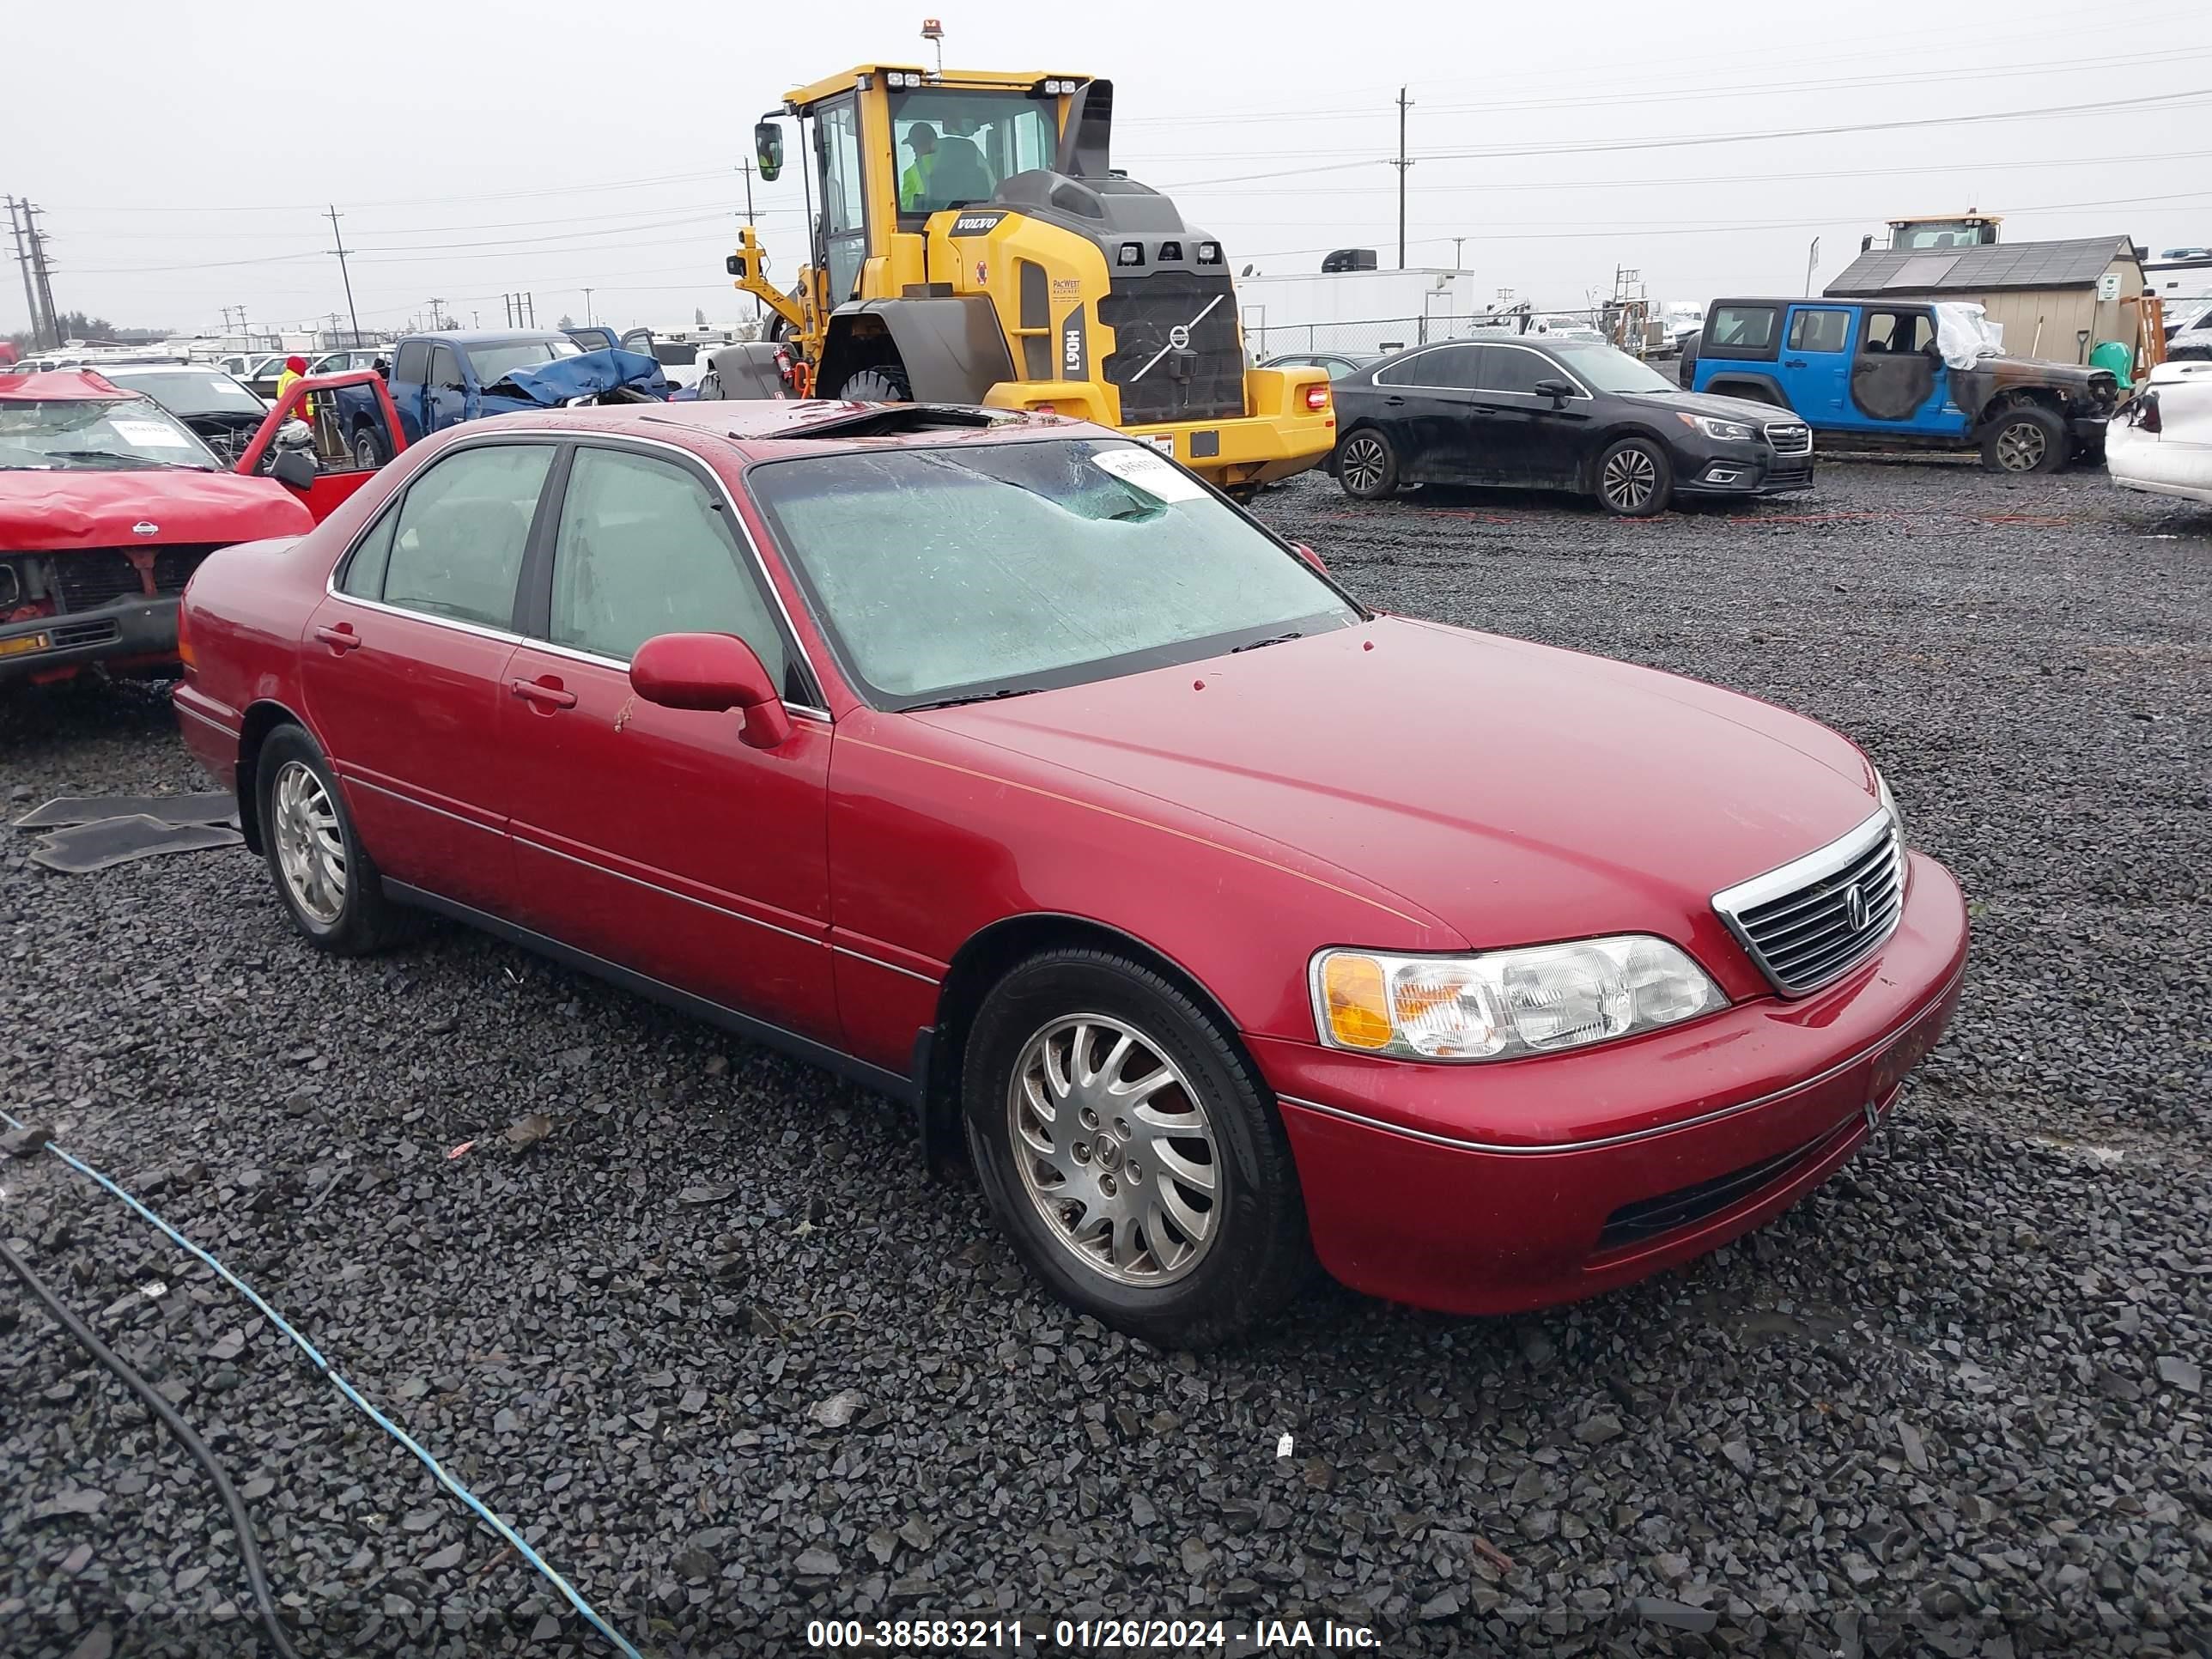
[
  {"x1": 2136, "y1": 392, "x2": 2162, "y2": 433},
  {"x1": 1031, "y1": 401, "x2": 1058, "y2": 416},
  {"x1": 175, "y1": 602, "x2": 195, "y2": 671},
  {"x1": 1304, "y1": 382, "x2": 1331, "y2": 411}
]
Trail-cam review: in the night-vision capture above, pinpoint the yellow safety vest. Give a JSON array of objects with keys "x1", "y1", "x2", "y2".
[{"x1": 900, "y1": 152, "x2": 937, "y2": 210}]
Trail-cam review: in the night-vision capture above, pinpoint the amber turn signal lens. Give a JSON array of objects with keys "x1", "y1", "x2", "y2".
[
  {"x1": 174, "y1": 605, "x2": 194, "y2": 670},
  {"x1": 1320, "y1": 953, "x2": 1393, "y2": 1049}
]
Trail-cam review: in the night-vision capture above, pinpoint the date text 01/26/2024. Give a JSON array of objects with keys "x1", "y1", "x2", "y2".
[{"x1": 805, "y1": 1618, "x2": 1383, "y2": 1651}]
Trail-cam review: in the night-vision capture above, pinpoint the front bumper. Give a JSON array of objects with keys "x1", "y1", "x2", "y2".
[
  {"x1": 0, "y1": 595, "x2": 179, "y2": 685},
  {"x1": 1673, "y1": 441, "x2": 1816, "y2": 497},
  {"x1": 1258, "y1": 851, "x2": 1969, "y2": 1316}
]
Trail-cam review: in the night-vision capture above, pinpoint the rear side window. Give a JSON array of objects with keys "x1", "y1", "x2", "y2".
[
  {"x1": 1377, "y1": 344, "x2": 1481, "y2": 388},
  {"x1": 1787, "y1": 309, "x2": 1851, "y2": 353},
  {"x1": 392, "y1": 341, "x2": 429, "y2": 383},
  {"x1": 545, "y1": 446, "x2": 789, "y2": 687},
  {"x1": 1707, "y1": 306, "x2": 1779, "y2": 355},
  {"x1": 374, "y1": 443, "x2": 554, "y2": 628}
]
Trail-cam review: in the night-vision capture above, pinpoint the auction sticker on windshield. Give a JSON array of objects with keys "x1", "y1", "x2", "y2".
[
  {"x1": 111, "y1": 419, "x2": 198, "y2": 448},
  {"x1": 1092, "y1": 447, "x2": 1206, "y2": 502}
]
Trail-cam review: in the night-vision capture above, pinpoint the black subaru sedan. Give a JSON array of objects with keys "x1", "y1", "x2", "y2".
[{"x1": 1329, "y1": 333, "x2": 1813, "y2": 516}]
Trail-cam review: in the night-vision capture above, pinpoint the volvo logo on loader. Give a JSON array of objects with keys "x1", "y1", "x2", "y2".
[{"x1": 1168, "y1": 324, "x2": 1192, "y2": 350}]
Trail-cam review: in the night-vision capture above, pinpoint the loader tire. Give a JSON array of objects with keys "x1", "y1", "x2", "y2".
[{"x1": 836, "y1": 366, "x2": 912, "y2": 402}]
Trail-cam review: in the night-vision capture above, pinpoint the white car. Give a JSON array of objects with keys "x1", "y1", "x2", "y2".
[{"x1": 2108, "y1": 360, "x2": 2212, "y2": 506}]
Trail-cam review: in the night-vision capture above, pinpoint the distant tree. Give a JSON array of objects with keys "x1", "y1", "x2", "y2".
[
  {"x1": 558, "y1": 313, "x2": 575, "y2": 329},
  {"x1": 9, "y1": 310, "x2": 170, "y2": 351}
]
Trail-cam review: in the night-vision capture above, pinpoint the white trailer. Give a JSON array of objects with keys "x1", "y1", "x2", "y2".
[{"x1": 1236, "y1": 269, "x2": 1487, "y2": 359}]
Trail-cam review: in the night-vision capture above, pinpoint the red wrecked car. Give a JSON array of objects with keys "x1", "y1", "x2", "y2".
[
  {"x1": 1, "y1": 367, "x2": 402, "y2": 686},
  {"x1": 173, "y1": 400, "x2": 1968, "y2": 1346}
]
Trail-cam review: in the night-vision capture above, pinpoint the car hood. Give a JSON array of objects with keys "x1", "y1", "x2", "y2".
[
  {"x1": 0, "y1": 467, "x2": 313, "y2": 550},
  {"x1": 924, "y1": 616, "x2": 1880, "y2": 951},
  {"x1": 1619, "y1": 387, "x2": 1802, "y2": 427}
]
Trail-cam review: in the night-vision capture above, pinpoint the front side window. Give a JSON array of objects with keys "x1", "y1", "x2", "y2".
[
  {"x1": 1787, "y1": 309, "x2": 1852, "y2": 354},
  {"x1": 890, "y1": 88, "x2": 1054, "y2": 218},
  {"x1": 373, "y1": 442, "x2": 553, "y2": 628},
  {"x1": 546, "y1": 447, "x2": 790, "y2": 690},
  {"x1": 749, "y1": 438, "x2": 1359, "y2": 706},
  {"x1": 428, "y1": 345, "x2": 465, "y2": 391},
  {"x1": 393, "y1": 341, "x2": 429, "y2": 383},
  {"x1": 1861, "y1": 312, "x2": 1936, "y2": 356},
  {"x1": 1707, "y1": 306, "x2": 1778, "y2": 353},
  {"x1": 0, "y1": 394, "x2": 221, "y2": 471},
  {"x1": 1474, "y1": 345, "x2": 1559, "y2": 395}
]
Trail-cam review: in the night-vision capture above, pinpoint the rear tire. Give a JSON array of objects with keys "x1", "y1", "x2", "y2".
[
  {"x1": 835, "y1": 365, "x2": 912, "y2": 401},
  {"x1": 351, "y1": 425, "x2": 390, "y2": 469},
  {"x1": 1335, "y1": 428, "x2": 1400, "y2": 500},
  {"x1": 1595, "y1": 436, "x2": 1672, "y2": 516},
  {"x1": 256, "y1": 725, "x2": 401, "y2": 956},
  {"x1": 962, "y1": 949, "x2": 1313, "y2": 1348},
  {"x1": 1980, "y1": 405, "x2": 2066, "y2": 473}
]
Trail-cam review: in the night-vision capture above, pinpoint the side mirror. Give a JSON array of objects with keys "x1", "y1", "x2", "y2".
[
  {"x1": 270, "y1": 447, "x2": 319, "y2": 490},
  {"x1": 754, "y1": 119, "x2": 784, "y2": 183},
  {"x1": 1532, "y1": 379, "x2": 1572, "y2": 407},
  {"x1": 630, "y1": 631, "x2": 792, "y2": 750},
  {"x1": 1291, "y1": 541, "x2": 1327, "y2": 574}
]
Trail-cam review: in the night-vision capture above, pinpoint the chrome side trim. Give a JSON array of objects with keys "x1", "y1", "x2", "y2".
[
  {"x1": 514, "y1": 634, "x2": 831, "y2": 723},
  {"x1": 511, "y1": 830, "x2": 825, "y2": 950},
  {"x1": 1273, "y1": 961, "x2": 1962, "y2": 1156},
  {"x1": 175, "y1": 704, "x2": 240, "y2": 739},
  {"x1": 832, "y1": 944, "x2": 941, "y2": 987},
  {"x1": 345, "y1": 772, "x2": 503, "y2": 835},
  {"x1": 321, "y1": 427, "x2": 832, "y2": 719}
]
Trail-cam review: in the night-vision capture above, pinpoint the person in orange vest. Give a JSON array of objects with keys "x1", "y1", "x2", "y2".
[{"x1": 273, "y1": 355, "x2": 313, "y2": 426}]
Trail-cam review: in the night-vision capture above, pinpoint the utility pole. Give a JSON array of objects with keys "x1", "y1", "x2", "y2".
[
  {"x1": 325, "y1": 205, "x2": 363, "y2": 346},
  {"x1": 23, "y1": 201, "x2": 60, "y2": 347},
  {"x1": 584, "y1": 287, "x2": 594, "y2": 325},
  {"x1": 428, "y1": 297, "x2": 446, "y2": 331},
  {"x1": 526, "y1": 291, "x2": 536, "y2": 327},
  {"x1": 1391, "y1": 88, "x2": 1413, "y2": 272},
  {"x1": 6, "y1": 197, "x2": 44, "y2": 349},
  {"x1": 1452, "y1": 235, "x2": 1466, "y2": 270},
  {"x1": 737, "y1": 161, "x2": 761, "y2": 319}
]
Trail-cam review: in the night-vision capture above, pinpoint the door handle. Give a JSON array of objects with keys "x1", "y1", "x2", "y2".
[
  {"x1": 510, "y1": 677, "x2": 577, "y2": 710},
  {"x1": 313, "y1": 623, "x2": 361, "y2": 653},
  {"x1": 1784, "y1": 359, "x2": 1808, "y2": 368},
  {"x1": 1384, "y1": 395, "x2": 1406, "y2": 406}
]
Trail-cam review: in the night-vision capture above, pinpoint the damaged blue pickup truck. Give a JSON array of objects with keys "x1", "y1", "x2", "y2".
[{"x1": 336, "y1": 331, "x2": 669, "y2": 467}]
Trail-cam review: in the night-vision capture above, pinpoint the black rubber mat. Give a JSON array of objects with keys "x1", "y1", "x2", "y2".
[{"x1": 28, "y1": 815, "x2": 245, "y2": 874}]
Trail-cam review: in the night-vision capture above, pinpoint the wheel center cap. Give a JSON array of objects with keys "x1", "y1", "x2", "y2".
[{"x1": 1094, "y1": 1138, "x2": 1121, "y2": 1172}]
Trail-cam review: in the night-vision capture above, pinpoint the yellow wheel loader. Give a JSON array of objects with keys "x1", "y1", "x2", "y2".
[{"x1": 723, "y1": 65, "x2": 1335, "y2": 495}]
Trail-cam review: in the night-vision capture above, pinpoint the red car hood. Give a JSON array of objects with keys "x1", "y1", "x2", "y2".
[
  {"x1": 921, "y1": 615, "x2": 1881, "y2": 951},
  {"x1": 0, "y1": 468, "x2": 313, "y2": 550}
]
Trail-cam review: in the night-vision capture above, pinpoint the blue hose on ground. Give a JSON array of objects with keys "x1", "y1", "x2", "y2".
[{"x1": 1, "y1": 1106, "x2": 645, "y2": 1659}]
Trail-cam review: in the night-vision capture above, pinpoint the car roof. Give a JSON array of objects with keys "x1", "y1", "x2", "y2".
[
  {"x1": 0, "y1": 368, "x2": 149, "y2": 402},
  {"x1": 412, "y1": 330, "x2": 572, "y2": 346},
  {"x1": 445, "y1": 398, "x2": 1103, "y2": 463}
]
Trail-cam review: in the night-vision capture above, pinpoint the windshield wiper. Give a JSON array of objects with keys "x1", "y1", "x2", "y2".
[
  {"x1": 40, "y1": 450, "x2": 209, "y2": 471},
  {"x1": 904, "y1": 686, "x2": 1047, "y2": 712},
  {"x1": 1230, "y1": 630, "x2": 1304, "y2": 653}
]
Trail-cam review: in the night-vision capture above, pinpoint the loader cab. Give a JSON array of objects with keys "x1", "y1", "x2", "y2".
[{"x1": 762, "y1": 66, "x2": 1078, "y2": 307}]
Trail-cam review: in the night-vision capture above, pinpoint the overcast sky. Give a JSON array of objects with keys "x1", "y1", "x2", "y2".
[{"x1": 4, "y1": 0, "x2": 2208, "y2": 338}]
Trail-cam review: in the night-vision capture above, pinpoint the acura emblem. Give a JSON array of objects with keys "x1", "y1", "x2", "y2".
[
  {"x1": 1843, "y1": 882, "x2": 1869, "y2": 933},
  {"x1": 131, "y1": 521, "x2": 159, "y2": 537}
]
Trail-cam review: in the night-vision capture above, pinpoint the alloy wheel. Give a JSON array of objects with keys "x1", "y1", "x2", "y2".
[
  {"x1": 1340, "y1": 436, "x2": 1387, "y2": 494},
  {"x1": 353, "y1": 432, "x2": 379, "y2": 469},
  {"x1": 1996, "y1": 421, "x2": 2047, "y2": 471},
  {"x1": 270, "y1": 760, "x2": 346, "y2": 926},
  {"x1": 1601, "y1": 446, "x2": 1658, "y2": 511},
  {"x1": 1006, "y1": 1013, "x2": 1221, "y2": 1287}
]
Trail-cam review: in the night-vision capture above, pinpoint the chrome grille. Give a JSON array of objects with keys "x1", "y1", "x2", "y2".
[
  {"x1": 1764, "y1": 422, "x2": 1813, "y2": 455},
  {"x1": 1713, "y1": 809, "x2": 1905, "y2": 996}
]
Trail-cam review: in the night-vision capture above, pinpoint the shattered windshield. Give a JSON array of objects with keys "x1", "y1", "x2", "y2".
[
  {"x1": 749, "y1": 437, "x2": 1359, "y2": 707},
  {"x1": 0, "y1": 396, "x2": 222, "y2": 471}
]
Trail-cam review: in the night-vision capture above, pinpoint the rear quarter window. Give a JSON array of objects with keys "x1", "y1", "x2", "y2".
[{"x1": 1705, "y1": 306, "x2": 1780, "y2": 359}]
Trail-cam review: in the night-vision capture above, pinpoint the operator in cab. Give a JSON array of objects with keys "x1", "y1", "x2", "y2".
[{"x1": 899, "y1": 124, "x2": 939, "y2": 210}]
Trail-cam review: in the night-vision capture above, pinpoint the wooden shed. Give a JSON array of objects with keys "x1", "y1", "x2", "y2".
[{"x1": 1824, "y1": 235, "x2": 2143, "y2": 363}]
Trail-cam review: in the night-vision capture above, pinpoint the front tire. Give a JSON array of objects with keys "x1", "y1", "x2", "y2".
[
  {"x1": 256, "y1": 726, "x2": 400, "y2": 955},
  {"x1": 963, "y1": 950, "x2": 1313, "y2": 1348},
  {"x1": 1595, "y1": 436, "x2": 1672, "y2": 516},
  {"x1": 1980, "y1": 405, "x2": 2066, "y2": 473},
  {"x1": 834, "y1": 365, "x2": 911, "y2": 401},
  {"x1": 1335, "y1": 428, "x2": 1400, "y2": 500}
]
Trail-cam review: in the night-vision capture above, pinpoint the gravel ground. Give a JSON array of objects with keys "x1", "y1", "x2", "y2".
[{"x1": 1, "y1": 459, "x2": 2207, "y2": 1659}]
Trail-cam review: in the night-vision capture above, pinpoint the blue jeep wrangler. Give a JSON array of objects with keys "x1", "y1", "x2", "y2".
[{"x1": 1683, "y1": 297, "x2": 2118, "y2": 473}]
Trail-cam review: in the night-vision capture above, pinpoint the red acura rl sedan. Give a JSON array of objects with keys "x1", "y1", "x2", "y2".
[{"x1": 173, "y1": 400, "x2": 1966, "y2": 1346}]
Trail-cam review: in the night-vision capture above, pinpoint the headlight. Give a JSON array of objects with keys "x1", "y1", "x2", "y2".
[
  {"x1": 1310, "y1": 936, "x2": 1724, "y2": 1062},
  {"x1": 1679, "y1": 412, "x2": 1759, "y2": 442}
]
